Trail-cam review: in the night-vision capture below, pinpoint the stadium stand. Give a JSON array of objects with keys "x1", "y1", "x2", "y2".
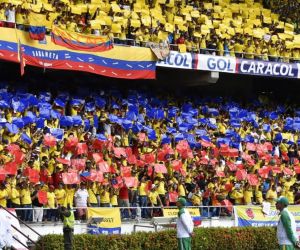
[
  {"x1": 0, "y1": 0, "x2": 300, "y2": 60},
  {"x1": 0, "y1": 76, "x2": 299, "y2": 223}
]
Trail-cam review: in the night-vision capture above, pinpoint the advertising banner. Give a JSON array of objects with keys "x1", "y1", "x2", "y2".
[
  {"x1": 197, "y1": 54, "x2": 236, "y2": 73},
  {"x1": 234, "y1": 206, "x2": 300, "y2": 231},
  {"x1": 156, "y1": 51, "x2": 196, "y2": 69},
  {"x1": 237, "y1": 59, "x2": 299, "y2": 78},
  {"x1": 87, "y1": 208, "x2": 121, "y2": 235},
  {"x1": 163, "y1": 207, "x2": 201, "y2": 226}
]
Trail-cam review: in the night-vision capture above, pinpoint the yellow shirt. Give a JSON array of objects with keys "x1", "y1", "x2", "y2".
[
  {"x1": 139, "y1": 182, "x2": 147, "y2": 196},
  {"x1": 157, "y1": 182, "x2": 166, "y2": 195},
  {"x1": 255, "y1": 190, "x2": 263, "y2": 204},
  {"x1": 191, "y1": 194, "x2": 201, "y2": 206},
  {"x1": 149, "y1": 191, "x2": 159, "y2": 205},
  {"x1": 88, "y1": 188, "x2": 98, "y2": 204},
  {"x1": 20, "y1": 188, "x2": 32, "y2": 205},
  {"x1": 100, "y1": 190, "x2": 110, "y2": 204},
  {"x1": 266, "y1": 190, "x2": 277, "y2": 205},
  {"x1": 178, "y1": 184, "x2": 186, "y2": 197},
  {"x1": 55, "y1": 189, "x2": 66, "y2": 206},
  {"x1": 110, "y1": 194, "x2": 118, "y2": 206},
  {"x1": 47, "y1": 192, "x2": 56, "y2": 208},
  {"x1": 0, "y1": 189, "x2": 8, "y2": 207},
  {"x1": 64, "y1": 188, "x2": 75, "y2": 207},
  {"x1": 11, "y1": 188, "x2": 20, "y2": 205},
  {"x1": 243, "y1": 189, "x2": 253, "y2": 204}
]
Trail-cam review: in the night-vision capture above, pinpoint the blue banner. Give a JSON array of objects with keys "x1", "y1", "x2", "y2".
[{"x1": 237, "y1": 59, "x2": 299, "y2": 78}]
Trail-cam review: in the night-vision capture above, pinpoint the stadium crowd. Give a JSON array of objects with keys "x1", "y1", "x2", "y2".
[
  {"x1": 0, "y1": 82, "x2": 299, "y2": 222},
  {"x1": 0, "y1": 0, "x2": 300, "y2": 61}
]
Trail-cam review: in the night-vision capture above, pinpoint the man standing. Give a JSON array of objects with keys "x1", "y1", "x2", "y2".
[
  {"x1": 59, "y1": 206, "x2": 75, "y2": 250},
  {"x1": 176, "y1": 197, "x2": 194, "y2": 250},
  {"x1": 276, "y1": 196, "x2": 299, "y2": 250}
]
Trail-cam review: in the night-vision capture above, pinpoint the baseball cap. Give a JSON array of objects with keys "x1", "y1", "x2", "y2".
[{"x1": 276, "y1": 196, "x2": 289, "y2": 206}]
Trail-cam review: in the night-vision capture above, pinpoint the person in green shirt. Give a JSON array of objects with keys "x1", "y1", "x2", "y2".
[{"x1": 276, "y1": 197, "x2": 299, "y2": 250}]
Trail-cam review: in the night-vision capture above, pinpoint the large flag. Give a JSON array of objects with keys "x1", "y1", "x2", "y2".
[
  {"x1": 18, "y1": 40, "x2": 25, "y2": 76},
  {"x1": 51, "y1": 25, "x2": 113, "y2": 52},
  {"x1": 29, "y1": 26, "x2": 46, "y2": 41}
]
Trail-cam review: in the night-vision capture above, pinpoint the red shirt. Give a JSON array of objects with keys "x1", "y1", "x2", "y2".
[{"x1": 119, "y1": 186, "x2": 129, "y2": 200}]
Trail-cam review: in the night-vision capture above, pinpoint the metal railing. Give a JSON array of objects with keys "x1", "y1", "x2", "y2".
[
  {"x1": 0, "y1": 21, "x2": 299, "y2": 62},
  {"x1": 0, "y1": 205, "x2": 44, "y2": 250}
]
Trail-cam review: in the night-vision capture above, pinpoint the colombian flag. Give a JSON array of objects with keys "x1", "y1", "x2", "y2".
[{"x1": 51, "y1": 25, "x2": 113, "y2": 52}]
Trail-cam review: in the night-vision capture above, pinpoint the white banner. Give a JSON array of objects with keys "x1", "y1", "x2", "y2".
[
  {"x1": 197, "y1": 54, "x2": 236, "y2": 73},
  {"x1": 156, "y1": 51, "x2": 193, "y2": 69}
]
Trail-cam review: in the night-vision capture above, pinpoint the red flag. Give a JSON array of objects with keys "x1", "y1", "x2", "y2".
[
  {"x1": 258, "y1": 168, "x2": 270, "y2": 178},
  {"x1": 225, "y1": 183, "x2": 233, "y2": 192},
  {"x1": 136, "y1": 160, "x2": 145, "y2": 167},
  {"x1": 236, "y1": 169, "x2": 247, "y2": 181},
  {"x1": 247, "y1": 174, "x2": 259, "y2": 186},
  {"x1": 246, "y1": 143, "x2": 256, "y2": 151},
  {"x1": 123, "y1": 177, "x2": 138, "y2": 187},
  {"x1": 65, "y1": 137, "x2": 79, "y2": 148},
  {"x1": 179, "y1": 168, "x2": 187, "y2": 177},
  {"x1": 0, "y1": 168, "x2": 8, "y2": 181},
  {"x1": 6, "y1": 144, "x2": 20, "y2": 154},
  {"x1": 19, "y1": 40, "x2": 25, "y2": 76},
  {"x1": 57, "y1": 158, "x2": 71, "y2": 166},
  {"x1": 62, "y1": 172, "x2": 80, "y2": 184},
  {"x1": 76, "y1": 143, "x2": 88, "y2": 155},
  {"x1": 154, "y1": 164, "x2": 167, "y2": 174},
  {"x1": 127, "y1": 154, "x2": 137, "y2": 165},
  {"x1": 38, "y1": 190, "x2": 48, "y2": 205},
  {"x1": 87, "y1": 170, "x2": 104, "y2": 183},
  {"x1": 14, "y1": 150, "x2": 25, "y2": 164},
  {"x1": 121, "y1": 166, "x2": 132, "y2": 177},
  {"x1": 142, "y1": 153, "x2": 155, "y2": 164},
  {"x1": 283, "y1": 168, "x2": 293, "y2": 176},
  {"x1": 272, "y1": 166, "x2": 281, "y2": 174},
  {"x1": 98, "y1": 161, "x2": 110, "y2": 172},
  {"x1": 216, "y1": 171, "x2": 225, "y2": 177},
  {"x1": 92, "y1": 139, "x2": 106, "y2": 150},
  {"x1": 228, "y1": 148, "x2": 239, "y2": 157},
  {"x1": 147, "y1": 165, "x2": 153, "y2": 176},
  {"x1": 157, "y1": 150, "x2": 167, "y2": 162},
  {"x1": 113, "y1": 147, "x2": 127, "y2": 158},
  {"x1": 71, "y1": 159, "x2": 86, "y2": 171},
  {"x1": 295, "y1": 167, "x2": 300, "y2": 174},
  {"x1": 172, "y1": 160, "x2": 182, "y2": 171},
  {"x1": 28, "y1": 168, "x2": 40, "y2": 183},
  {"x1": 43, "y1": 135, "x2": 56, "y2": 147},
  {"x1": 227, "y1": 161, "x2": 237, "y2": 171},
  {"x1": 92, "y1": 153, "x2": 103, "y2": 163},
  {"x1": 168, "y1": 191, "x2": 178, "y2": 203},
  {"x1": 4, "y1": 162, "x2": 17, "y2": 175},
  {"x1": 200, "y1": 140, "x2": 212, "y2": 148},
  {"x1": 176, "y1": 140, "x2": 190, "y2": 154}
]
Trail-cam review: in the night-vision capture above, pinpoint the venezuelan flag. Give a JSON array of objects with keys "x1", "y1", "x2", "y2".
[{"x1": 0, "y1": 27, "x2": 156, "y2": 79}]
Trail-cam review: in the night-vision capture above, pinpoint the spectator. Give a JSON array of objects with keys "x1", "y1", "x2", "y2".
[{"x1": 74, "y1": 183, "x2": 89, "y2": 220}]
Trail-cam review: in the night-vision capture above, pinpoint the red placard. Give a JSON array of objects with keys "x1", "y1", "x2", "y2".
[
  {"x1": 43, "y1": 134, "x2": 56, "y2": 147},
  {"x1": 38, "y1": 190, "x2": 48, "y2": 205},
  {"x1": 62, "y1": 172, "x2": 80, "y2": 184},
  {"x1": 154, "y1": 164, "x2": 167, "y2": 174},
  {"x1": 98, "y1": 161, "x2": 110, "y2": 172}
]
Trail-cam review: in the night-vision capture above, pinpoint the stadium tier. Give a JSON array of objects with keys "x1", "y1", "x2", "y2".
[{"x1": 0, "y1": 77, "x2": 299, "y2": 223}]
